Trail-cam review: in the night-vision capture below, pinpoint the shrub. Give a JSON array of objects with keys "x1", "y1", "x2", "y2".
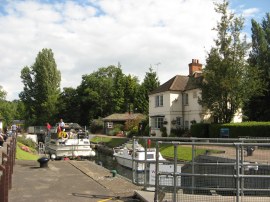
[
  {"x1": 17, "y1": 135, "x2": 36, "y2": 149},
  {"x1": 160, "y1": 126, "x2": 168, "y2": 137},
  {"x1": 190, "y1": 123, "x2": 210, "y2": 138},
  {"x1": 170, "y1": 128, "x2": 186, "y2": 137},
  {"x1": 90, "y1": 118, "x2": 104, "y2": 134}
]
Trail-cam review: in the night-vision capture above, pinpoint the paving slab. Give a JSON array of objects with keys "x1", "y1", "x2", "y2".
[{"x1": 9, "y1": 160, "x2": 119, "y2": 202}]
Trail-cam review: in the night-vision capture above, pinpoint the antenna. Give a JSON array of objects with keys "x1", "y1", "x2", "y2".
[{"x1": 155, "y1": 62, "x2": 161, "y2": 76}]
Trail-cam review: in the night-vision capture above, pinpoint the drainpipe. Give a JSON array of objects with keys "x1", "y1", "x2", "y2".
[{"x1": 181, "y1": 92, "x2": 185, "y2": 127}]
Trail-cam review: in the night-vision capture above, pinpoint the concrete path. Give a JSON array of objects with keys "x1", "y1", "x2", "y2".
[{"x1": 9, "y1": 160, "x2": 128, "y2": 202}]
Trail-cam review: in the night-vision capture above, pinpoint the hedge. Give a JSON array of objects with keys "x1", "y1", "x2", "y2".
[{"x1": 191, "y1": 122, "x2": 270, "y2": 138}]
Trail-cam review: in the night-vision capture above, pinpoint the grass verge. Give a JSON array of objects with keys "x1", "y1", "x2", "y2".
[{"x1": 16, "y1": 142, "x2": 39, "y2": 160}]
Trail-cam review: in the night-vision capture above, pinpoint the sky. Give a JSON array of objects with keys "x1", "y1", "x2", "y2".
[{"x1": 0, "y1": 0, "x2": 269, "y2": 101}]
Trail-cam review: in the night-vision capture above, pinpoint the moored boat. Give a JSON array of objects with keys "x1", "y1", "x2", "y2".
[
  {"x1": 113, "y1": 142, "x2": 165, "y2": 171},
  {"x1": 45, "y1": 123, "x2": 96, "y2": 160}
]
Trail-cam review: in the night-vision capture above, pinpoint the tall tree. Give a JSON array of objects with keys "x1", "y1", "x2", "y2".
[
  {"x1": 57, "y1": 87, "x2": 81, "y2": 124},
  {"x1": 136, "y1": 67, "x2": 160, "y2": 114},
  {"x1": 123, "y1": 75, "x2": 140, "y2": 113},
  {"x1": 199, "y1": 0, "x2": 263, "y2": 123},
  {"x1": 19, "y1": 48, "x2": 61, "y2": 125},
  {"x1": 244, "y1": 13, "x2": 270, "y2": 121},
  {"x1": 77, "y1": 65, "x2": 124, "y2": 125}
]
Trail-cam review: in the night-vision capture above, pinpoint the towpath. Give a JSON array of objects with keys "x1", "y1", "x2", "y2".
[{"x1": 9, "y1": 159, "x2": 142, "y2": 202}]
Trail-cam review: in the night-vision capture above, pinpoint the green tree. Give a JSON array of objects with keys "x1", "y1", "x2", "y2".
[
  {"x1": 57, "y1": 87, "x2": 81, "y2": 124},
  {"x1": 19, "y1": 48, "x2": 61, "y2": 125},
  {"x1": 123, "y1": 75, "x2": 140, "y2": 113},
  {"x1": 78, "y1": 65, "x2": 124, "y2": 125},
  {"x1": 244, "y1": 13, "x2": 270, "y2": 121},
  {"x1": 0, "y1": 87, "x2": 22, "y2": 129},
  {"x1": 136, "y1": 67, "x2": 160, "y2": 114},
  {"x1": 199, "y1": 0, "x2": 263, "y2": 123}
]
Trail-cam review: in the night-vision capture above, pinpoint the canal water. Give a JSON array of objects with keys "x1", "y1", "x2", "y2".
[{"x1": 93, "y1": 150, "x2": 133, "y2": 180}]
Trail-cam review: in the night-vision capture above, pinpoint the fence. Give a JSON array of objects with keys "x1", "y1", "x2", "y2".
[
  {"x1": 0, "y1": 135, "x2": 17, "y2": 202},
  {"x1": 131, "y1": 137, "x2": 270, "y2": 202}
]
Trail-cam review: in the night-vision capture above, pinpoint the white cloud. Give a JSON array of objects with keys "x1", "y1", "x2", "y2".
[
  {"x1": 242, "y1": 8, "x2": 260, "y2": 18},
  {"x1": 0, "y1": 0, "x2": 221, "y2": 101}
]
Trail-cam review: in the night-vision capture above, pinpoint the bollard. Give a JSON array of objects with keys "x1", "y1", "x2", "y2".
[
  {"x1": 37, "y1": 157, "x2": 50, "y2": 168},
  {"x1": 110, "y1": 170, "x2": 117, "y2": 177}
]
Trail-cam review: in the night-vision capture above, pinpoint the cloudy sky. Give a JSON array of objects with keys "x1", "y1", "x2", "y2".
[{"x1": 0, "y1": 0, "x2": 269, "y2": 101}]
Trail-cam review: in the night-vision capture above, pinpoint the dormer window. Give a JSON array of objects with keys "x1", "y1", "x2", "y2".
[{"x1": 155, "y1": 95, "x2": 163, "y2": 107}]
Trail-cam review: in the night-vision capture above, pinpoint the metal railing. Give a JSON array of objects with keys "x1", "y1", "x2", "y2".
[
  {"x1": 0, "y1": 135, "x2": 17, "y2": 202},
  {"x1": 131, "y1": 137, "x2": 270, "y2": 202}
]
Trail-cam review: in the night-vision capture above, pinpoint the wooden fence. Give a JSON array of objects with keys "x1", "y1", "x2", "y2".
[{"x1": 0, "y1": 136, "x2": 17, "y2": 202}]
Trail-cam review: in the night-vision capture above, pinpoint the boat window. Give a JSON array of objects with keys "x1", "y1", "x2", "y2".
[
  {"x1": 84, "y1": 141, "x2": 89, "y2": 144},
  {"x1": 147, "y1": 154, "x2": 154, "y2": 159}
]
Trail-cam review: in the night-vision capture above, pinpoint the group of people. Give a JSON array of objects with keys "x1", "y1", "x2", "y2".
[{"x1": 0, "y1": 130, "x2": 8, "y2": 148}]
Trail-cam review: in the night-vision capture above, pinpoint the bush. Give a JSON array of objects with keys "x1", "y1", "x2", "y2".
[
  {"x1": 170, "y1": 128, "x2": 187, "y2": 137},
  {"x1": 160, "y1": 126, "x2": 168, "y2": 137},
  {"x1": 127, "y1": 126, "x2": 139, "y2": 138},
  {"x1": 90, "y1": 118, "x2": 104, "y2": 134},
  {"x1": 209, "y1": 122, "x2": 270, "y2": 138},
  {"x1": 190, "y1": 123, "x2": 210, "y2": 138},
  {"x1": 17, "y1": 135, "x2": 36, "y2": 149}
]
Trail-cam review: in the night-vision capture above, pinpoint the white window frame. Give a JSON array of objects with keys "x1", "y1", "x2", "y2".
[
  {"x1": 155, "y1": 95, "x2": 163, "y2": 107},
  {"x1": 152, "y1": 117, "x2": 164, "y2": 129}
]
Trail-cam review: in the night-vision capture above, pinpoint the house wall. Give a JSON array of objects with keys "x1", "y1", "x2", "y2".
[
  {"x1": 182, "y1": 89, "x2": 203, "y2": 126},
  {"x1": 149, "y1": 86, "x2": 242, "y2": 137},
  {"x1": 149, "y1": 90, "x2": 204, "y2": 137}
]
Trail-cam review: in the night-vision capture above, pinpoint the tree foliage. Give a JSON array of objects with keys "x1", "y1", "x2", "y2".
[
  {"x1": 135, "y1": 67, "x2": 160, "y2": 114},
  {"x1": 244, "y1": 13, "x2": 270, "y2": 121},
  {"x1": 199, "y1": 0, "x2": 263, "y2": 123},
  {"x1": 19, "y1": 48, "x2": 61, "y2": 125}
]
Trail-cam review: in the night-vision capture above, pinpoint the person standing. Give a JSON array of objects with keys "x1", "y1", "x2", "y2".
[
  {"x1": 0, "y1": 132, "x2": 4, "y2": 148},
  {"x1": 59, "y1": 119, "x2": 65, "y2": 131},
  {"x1": 11, "y1": 124, "x2": 17, "y2": 136},
  {"x1": 46, "y1": 123, "x2": 51, "y2": 136}
]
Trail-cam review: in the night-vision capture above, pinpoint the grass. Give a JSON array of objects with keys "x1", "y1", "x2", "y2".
[
  {"x1": 16, "y1": 142, "x2": 39, "y2": 160},
  {"x1": 160, "y1": 145, "x2": 208, "y2": 161},
  {"x1": 91, "y1": 136, "x2": 223, "y2": 162}
]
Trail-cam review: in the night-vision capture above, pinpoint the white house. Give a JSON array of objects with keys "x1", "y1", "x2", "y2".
[{"x1": 148, "y1": 59, "x2": 242, "y2": 137}]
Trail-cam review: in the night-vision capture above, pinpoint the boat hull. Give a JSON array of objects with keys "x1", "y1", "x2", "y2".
[
  {"x1": 45, "y1": 138, "x2": 96, "y2": 159},
  {"x1": 114, "y1": 155, "x2": 145, "y2": 171}
]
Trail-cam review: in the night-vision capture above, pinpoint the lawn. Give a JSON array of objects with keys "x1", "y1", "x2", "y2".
[
  {"x1": 160, "y1": 145, "x2": 208, "y2": 161},
  {"x1": 16, "y1": 142, "x2": 39, "y2": 160},
  {"x1": 91, "y1": 136, "x2": 222, "y2": 161}
]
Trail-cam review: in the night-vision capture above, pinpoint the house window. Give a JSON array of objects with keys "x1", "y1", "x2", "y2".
[
  {"x1": 107, "y1": 122, "x2": 113, "y2": 128},
  {"x1": 155, "y1": 95, "x2": 163, "y2": 107},
  {"x1": 153, "y1": 117, "x2": 164, "y2": 129},
  {"x1": 183, "y1": 93, "x2": 189, "y2": 105},
  {"x1": 184, "y1": 121, "x2": 189, "y2": 129},
  {"x1": 176, "y1": 117, "x2": 182, "y2": 127}
]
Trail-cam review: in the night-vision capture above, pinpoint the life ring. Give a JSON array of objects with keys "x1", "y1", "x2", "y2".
[{"x1": 58, "y1": 131, "x2": 67, "y2": 138}]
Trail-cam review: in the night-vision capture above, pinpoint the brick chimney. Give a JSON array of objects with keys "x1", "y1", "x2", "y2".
[{"x1": 189, "y1": 59, "x2": 202, "y2": 77}]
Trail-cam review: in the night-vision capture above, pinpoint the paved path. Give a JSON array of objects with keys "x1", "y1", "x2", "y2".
[{"x1": 9, "y1": 160, "x2": 140, "y2": 202}]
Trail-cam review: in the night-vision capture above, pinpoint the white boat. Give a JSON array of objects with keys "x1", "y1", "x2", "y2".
[
  {"x1": 45, "y1": 123, "x2": 96, "y2": 160},
  {"x1": 113, "y1": 142, "x2": 165, "y2": 171}
]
